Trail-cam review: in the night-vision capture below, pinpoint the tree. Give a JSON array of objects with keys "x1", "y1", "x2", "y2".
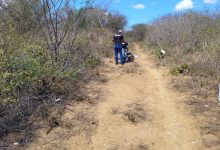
[
  {"x1": 131, "y1": 24, "x2": 148, "y2": 41},
  {"x1": 107, "y1": 12, "x2": 127, "y2": 32},
  {"x1": 0, "y1": 0, "x2": 43, "y2": 34}
]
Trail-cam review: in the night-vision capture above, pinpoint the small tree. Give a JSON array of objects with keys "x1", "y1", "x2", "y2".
[
  {"x1": 107, "y1": 12, "x2": 127, "y2": 32},
  {"x1": 131, "y1": 24, "x2": 148, "y2": 41}
]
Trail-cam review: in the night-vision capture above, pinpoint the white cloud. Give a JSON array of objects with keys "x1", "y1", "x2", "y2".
[
  {"x1": 175, "y1": 0, "x2": 193, "y2": 11},
  {"x1": 133, "y1": 4, "x2": 145, "y2": 9},
  {"x1": 203, "y1": 0, "x2": 217, "y2": 4}
]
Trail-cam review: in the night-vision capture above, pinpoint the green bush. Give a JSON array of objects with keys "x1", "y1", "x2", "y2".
[
  {"x1": 170, "y1": 64, "x2": 190, "y2": 76},
  {"x1": 155, "y1": 48, "x2": 161, "y2": 59},
  {"x1": 85, "y1": 55, "x2": 100, "y2": 68},
  {"x1": 0, "y1": 1, "x2": 121, "y2": 146},
  {"x1": 0, "y1": 43, "x2": 45, "y2": 103}
]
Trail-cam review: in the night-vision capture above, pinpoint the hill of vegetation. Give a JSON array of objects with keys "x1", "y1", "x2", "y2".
[{"x1": 128, "y1": 10, "x2": 220, "y2": 149}]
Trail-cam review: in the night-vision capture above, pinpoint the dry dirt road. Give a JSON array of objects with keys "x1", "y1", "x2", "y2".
[{"x1": 28, "y1": 44, "x2": 206, "y2": 150}]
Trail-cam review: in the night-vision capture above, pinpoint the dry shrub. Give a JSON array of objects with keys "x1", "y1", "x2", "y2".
[
  {"x1": 147, "y1": 11, "x2": 220, "y2": 53},
  {"x1": 0, "y1": 97, "x2": 62, "y2": 148},
  {"x1": 0, "y1": 0, "x2": 125, "y2": 148},
  {"x1": 111, "y1": 107, "x2": 120, "y2": 115},
  {"x1": 190, "y1": 52, "x2": 220, "y2": 80},
  {"x1": 126, "y1": 143, "x2": 148, "y2": 150},
  {"x1": 122, "y1": 63, "x2": 142, "y2": 75},
  {"x1": 136, "y1": 143, "x2": 149, "y2": 150},
  {"x1": 172, "y1": 74, "x2": 220, "y2": 148},
  {"x1": 111, "y1": 102, "x2": 151, "y2": 124},
  {"x1": 144, "y1": 9, "x2": 220, "y2": 149},
  {"x1": 123, "y1": 103, "x2": 147, "y2": 124},
  {"x1": 146, "y1": 11, "x2": 220, "y2": 79},
  {"x1": 202, "y1": 134, "x2": 220, "y2": 148}
]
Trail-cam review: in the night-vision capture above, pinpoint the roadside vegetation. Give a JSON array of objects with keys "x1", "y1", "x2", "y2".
[
  {"x1": 0, "y1": 0, "x2": 127, "y2": 148},
  {"x1": 129, "y1": 10, "x2": 220, "y2": 149},
  {"x1": 1, "y1": 0, "x2": 220, "y2": 148}
]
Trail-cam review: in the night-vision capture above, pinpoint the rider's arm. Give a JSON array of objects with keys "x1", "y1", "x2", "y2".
[{"x1": 121, "y1": 35, "x2": 124, "y2": 42}]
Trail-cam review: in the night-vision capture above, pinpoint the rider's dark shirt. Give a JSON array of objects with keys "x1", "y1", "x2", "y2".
[{"x1": 113, "y1": 34, "x2": 124, "y2": 45}]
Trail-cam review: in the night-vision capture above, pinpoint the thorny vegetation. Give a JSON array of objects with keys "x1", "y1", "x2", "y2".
[{"x1": 0, "y1": 0, "x2": 127, "y2": 148}]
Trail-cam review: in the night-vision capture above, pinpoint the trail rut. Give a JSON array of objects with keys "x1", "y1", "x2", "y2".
[
  {"x1": 28, "y1": 44, "x2": 205, "y2": 150},
  {"x1": 90, "y1": 44, "x2": 204, "y2": 150}
]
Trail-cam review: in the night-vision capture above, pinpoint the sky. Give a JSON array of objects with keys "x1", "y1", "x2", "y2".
[{"x1": 95, "y1": 0, "x2": 220, "y2": 29}]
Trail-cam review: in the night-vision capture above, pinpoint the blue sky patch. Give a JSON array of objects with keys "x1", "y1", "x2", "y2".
[{"x1": 95, "y1": 0, "x2": 219, "y2": 29}]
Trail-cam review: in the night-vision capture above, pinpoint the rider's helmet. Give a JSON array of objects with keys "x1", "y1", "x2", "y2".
[{"x1": 118, "y1": 30, "x2": 123, "y2": 34}]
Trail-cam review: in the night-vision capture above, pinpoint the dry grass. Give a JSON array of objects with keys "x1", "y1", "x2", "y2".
[
  {"x1": 122, "y1": 62, "x2": 143, "y2": 75},
  {"x1": 108, "y1": 143, "x2": 148, "y2": 150},
  {"x1": 111, "y1": 107, "x2": 120, "y2": 115},
  {"x1": 136, "y1": 143, "x2": 149, "y2": 150},
  {"x1": 123, "y1": 103, "x2": 147, "y2": 124},
  {"x1": 0, "y1": 66, "x2": 104, "y2": 149},
  {"x1": 112, "y1": 102, "x2": 151, "y2": 124},
  {"x1": 171, "y1": 74, "x2": 220, "y2": 149},
  {"x1": 143, "y1": 10, "x2": 220, "y2": 149}
]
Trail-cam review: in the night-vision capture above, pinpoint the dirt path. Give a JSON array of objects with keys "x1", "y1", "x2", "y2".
[
  {"x1": 90, "y1": 44, "x2": 204, "y2": 150},
  {"x1": 28, "y1": 44, "x2": 205, "y2": 150}
]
